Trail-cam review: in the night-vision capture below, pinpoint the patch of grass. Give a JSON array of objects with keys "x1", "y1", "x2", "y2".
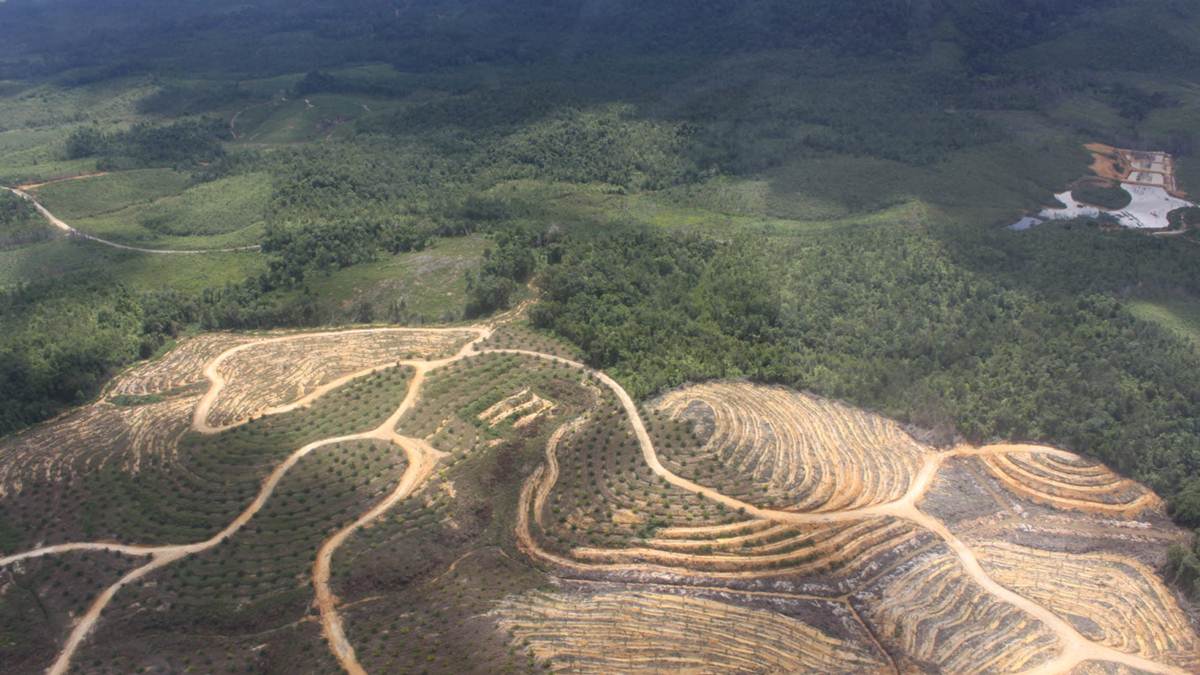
[
  {"x1": 0, "y1": 158, "x2": 100, "y2": 186},
  {"x1": 235, "y1": 94, "x2": 400, "y2": 145},
  {"x1": 0, "y1": 78, "x2": 157, "y2": 182},
  {"x1": 475, "y1": 178, "x2": 923, "y2": 239},
  {"x1": 0, "y1": 78, "x2": 153, "y2": 134},
  {"x1": 108, "y1": 394, "x2": 166, "y2": 407},
  {"x1": 1043, "y1": 96, "x2": 1127, "y2": 138},
  {"x1": 64, "y1": 172, "x2": 271, "y2": 249},
  {"x1": 761, "y1": 139, "x2": 1087, "y2": 221},
  {"x1": 107, "y1": 248, "x2": 266, "y2": 293},
  {"x1": 0, "y1": 126, "x2": 78, "y2": 174},
  {"x1": 110, "y1": 171, "x2": 270, "y2": 236},
  {"x1": 69, "y1": 217, "x2": 265, "y2": 250},
  {"x1": 0, "y1": 237, "x2": 93, "y2": 286},
  {"x1": 1128, "y1": 296, "x2": 1200, "y2": 350},
  {"x1": 274, "y1": 235, "x2": 488, "y2": 324},
  {"x1": 0, "y1": 238, "x2": 265, "y2": 291},
  {"x1": 31, "y1": 169, "x2": 194, "y2": 220}
]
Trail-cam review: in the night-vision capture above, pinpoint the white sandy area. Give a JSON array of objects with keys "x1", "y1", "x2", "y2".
[{"x1": 1012, "y1": 184, "x2": 1195, "y2": 231}]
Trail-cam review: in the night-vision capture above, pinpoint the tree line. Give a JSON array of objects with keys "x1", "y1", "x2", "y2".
[
  {"x1": 65, "y1": 119, "x2": 227, "y2": 170},
  {"x1": 530, "y1": 222, "x2": 1200, "y2": 537},
  {"x1": 0, "y1": 191, "x2": 50, "y2": 249}
]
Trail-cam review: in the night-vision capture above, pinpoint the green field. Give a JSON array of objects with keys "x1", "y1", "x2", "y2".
[
  {"x1": 274, "y1": 235, "x2": 489, "y2": 324},
  {"x1": 0, "y1": 78, "x2": 157, "y2": 183},
  {"x1": 31, "y1": 169, "x2": 194, "y2": 218},
  {"x1": 0, "y1": 237, "x2": 264, "y2": 291},
  {"x1": 65, "y1": 172, "x2": 271, "y2": 249},
  {"x1": 1128, "y1": 296, "x2": 1200, "y2": 349},
  {"x1": 11, "y1": 169, "x2": 273, "y2": 250},
  {"x1": 232, "y1": 93, "x2": 402, "y2": 145}
]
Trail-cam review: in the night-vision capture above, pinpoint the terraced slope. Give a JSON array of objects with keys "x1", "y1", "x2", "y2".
[
  {"x1": 657, "y1": 382, "x2": 929, "y2": 511},
  {"x1": 0, "y1": 318, "x2": 1194, "y2": 675},
  {"x1": 975, "y1": 543, "x2": 1200, "y2": 671},
  {"x1": 979, "y1": 449, "x2": 1161, "y2": 516},
  {"x1": 492, "y1": 590, "x2": 886, "y2": 673},
  {"x1": 198, "y1": 328, "x2": 475, "y2": 429}
]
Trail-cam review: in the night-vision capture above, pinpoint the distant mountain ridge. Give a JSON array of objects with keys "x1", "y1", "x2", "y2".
[{"x1": 4, "y1": 0, "x2": 1188, "y2": 79}]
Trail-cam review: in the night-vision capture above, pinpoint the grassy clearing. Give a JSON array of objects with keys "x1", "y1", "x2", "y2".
[
  {"x1": 0, "y1": 78, "x2": 156, "y2": 182},
  {"x1": 0, "y1": 237, "x2": 93, "y2": 286},
  {"x1": 31, "y1": 169, "x2": 193, "y2": 219},
  {"x1": 106, "y1": 249, "x2": 266, "y2": 293},
  {"x1": 634, "y1": 189, "x2": 927, "y2": 237},
  {"x1": 482, "y1": 133, "x2": 1085, "y2": 238},
  {"x1": 276, "y1": 235, "x2": 488, "y2": 324},
  {"x1": 0, "y1": 238, "x2": 264, "y2": 291},
  {"x1": 234, "y1": 93, "x2": 401, "y2": 145},
  {"x1": 68, "y1": 217, "x2": 264, "y2": 250},
  {"x1": 0, "y1": 126, "x2": 75, "y2": 171},
  {"x1": 762, "y1": 140, "x2": 1087, "y2": 220},
  {"x1": 92, "y1": 171, "x2": 271, "y2": 236},
  {"x1": 65, "y1": 172, "x2": 271, "y2": 249},
  {"x1": 1128, "y1": 296, "x2": 1200, "y2": 350},
  {"x1": 1043, "y1": 96, "x2": 1128, "y2": 137},
  {"x1": 0, "y1": 78, "x2": 153, "y2": 133},
  {"x1": 0, "y1": 158, "x2": 100, "y2": 185},
  {"x1": 477, "y1": 178, "x2": 923, "y2": 240}
]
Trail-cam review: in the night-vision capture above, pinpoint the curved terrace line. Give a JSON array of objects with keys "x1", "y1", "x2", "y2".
[{"x1": 0, "y1": 323, "x2": 1186, "y2": 675}]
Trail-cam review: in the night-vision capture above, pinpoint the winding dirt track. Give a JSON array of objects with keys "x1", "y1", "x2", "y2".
[
  {"x1": 0, "y1": 323, "x2": 1189, "y2": 674},
  {"x1": 191, "y1": 326, "x2": 485, "y2": 434},
  {"x1": 1, "y1": 185, "x2": 261, "y2": 254}
]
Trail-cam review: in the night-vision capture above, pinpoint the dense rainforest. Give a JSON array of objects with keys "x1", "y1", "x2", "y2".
[{"x1": 0, "y1": 0, "x2": 1156, "y2": 79}]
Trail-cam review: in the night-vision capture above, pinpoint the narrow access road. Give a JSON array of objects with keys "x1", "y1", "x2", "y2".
[
  {"x1": 2, "y1": 186, "x2": 261, "y2": 254},
  {"x1": 1, "y1": 321, "x2": 1186, "y2": 675}
]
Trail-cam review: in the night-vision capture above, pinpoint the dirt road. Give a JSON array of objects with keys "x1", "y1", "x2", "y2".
[
  {"x1": 2, "y1": 186, "x2": 261, "y2": 254},
  {"x1": 1, "y1": 322, "x2": 1188, "y2": 675},
  {"x1": 491, "y1": 349, "x2": 1186, "y2": 675}
]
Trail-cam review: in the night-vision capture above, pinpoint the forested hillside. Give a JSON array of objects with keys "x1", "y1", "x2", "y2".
[
  {"x1": 532, "y1": 222, "x2": 1200, "y2": 524},
  {"x1": 6, "y1": 0, "x2": 1198, "y2": 79}
]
